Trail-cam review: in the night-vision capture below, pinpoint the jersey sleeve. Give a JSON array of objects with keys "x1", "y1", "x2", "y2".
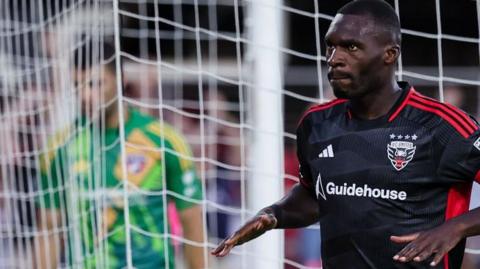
[
  {"x1": 437, "y1": 127, "x2": 480, "y2": 184},
  {"x1": 147, "y1": 123, "x2": 203, "y2": 211},
  {"x1": 37, "y1": 144, "x2": 65, "y2": 209},
  {"x1": 296, "y1": 114, "x2": 315, "y2": 195}
]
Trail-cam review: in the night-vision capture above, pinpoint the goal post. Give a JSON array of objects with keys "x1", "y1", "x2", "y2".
[{"x1": 246, "y1": 0, "x2": 285, "y2": 268}]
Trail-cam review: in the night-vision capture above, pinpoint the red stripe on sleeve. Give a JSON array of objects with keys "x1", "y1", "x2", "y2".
[
  {"x1": 407, "y1": 101, "x2": 470, "y2": 138},
  {"x1": 297, "y1": 99, "x2": 348, "y2": 126},
  {"x1": 412, "y1": 94, "x2": 477, "y2": 134},
  {"x1": 414, "y1": 93, "x2": 478, "y2": 132},
  {"x1": 444, "y1": 103, "x2": 478, "y2": 131}
]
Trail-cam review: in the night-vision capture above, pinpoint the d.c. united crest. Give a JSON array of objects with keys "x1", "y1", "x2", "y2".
[{"x1": 387, "y1": 138, "x2": 416, "y2": 171}]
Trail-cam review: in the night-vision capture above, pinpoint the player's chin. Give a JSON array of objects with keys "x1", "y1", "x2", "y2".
[
  {"x1": 330, "y1": 79, "x2": 355, "y2": 98},
  {"x1": 332, "y1": 85, "x2": 354, "y2": 99}
]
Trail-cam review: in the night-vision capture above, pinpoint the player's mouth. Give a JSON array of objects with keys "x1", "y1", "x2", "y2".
[
  {"x1": 329, "y1": 77, "x2": 350, "y2": 83},
  {"x1": 329, "y1": 76, "x2": 352, "y2": 85},
  {"x1": 327, "y1": 71, "x2": 351, "y2": 82}
]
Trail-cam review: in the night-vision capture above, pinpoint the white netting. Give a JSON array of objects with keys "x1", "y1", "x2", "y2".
[{"x1": 1, "y1": 0, "x2": 479, "y2": 268}]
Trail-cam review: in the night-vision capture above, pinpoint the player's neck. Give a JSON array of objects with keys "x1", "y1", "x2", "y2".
[
  {"x1": 105, "y1": 104, "x2": 128, "y2": 129},
  {"x1": 349, "y1": 80, "x2": 402, "y2": 120}
]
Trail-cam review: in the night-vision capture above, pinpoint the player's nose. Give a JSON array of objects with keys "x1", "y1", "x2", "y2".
[{"x1": 327, "y1": 48, "x2": 345, "y2": 68}]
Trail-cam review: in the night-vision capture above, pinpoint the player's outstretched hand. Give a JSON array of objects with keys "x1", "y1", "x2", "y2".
[
  {"x1": 211, "y1": 211, "x2": 277, "y2": 257},
  {"x1": 390, "y1": 221, "x2": 463, "y2": 267}
]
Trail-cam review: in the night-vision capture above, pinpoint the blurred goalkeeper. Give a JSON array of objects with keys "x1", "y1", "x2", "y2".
[
  {"x1": 36, "y1": 42, "x2": 205, "y2": 269},
  {"x1": 212, "y1": 0, "x2": 480, "y2": 268}
]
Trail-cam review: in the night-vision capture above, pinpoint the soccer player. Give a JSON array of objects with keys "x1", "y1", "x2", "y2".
[
  {"x1": 36, "y1": 42, "x2": 205, "y2": 269},
  {"x1": 212, "y1": 1, "x2": 480, "y2": 268}
]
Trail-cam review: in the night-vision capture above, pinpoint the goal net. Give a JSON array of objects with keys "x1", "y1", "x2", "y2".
[{"x1": 1, "y1": 0, "x2": 479, "y2": 269}]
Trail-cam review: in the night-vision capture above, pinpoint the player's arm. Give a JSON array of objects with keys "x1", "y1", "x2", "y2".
[
  {"x1": 157, "y1": 124, "x2": 206, "y2": 269},
  {"x1": 391, "y1": 128, "x2": 480, "y2": 266},
  {"x1": 179, "y1": 205, "x2": 205, "y2": 269},
  {"x1": 212, "y1": 112, "x2": 320, "y2": 257},
  {"x1": 390, "y1": 207, "x2": 480, "y2": 267},
  {"x1": 211, "y1": 183, "x2": 319, "y2": 257},
  {"x1": 34, "y1": 145, "x2": 66, "y2": 269},
  {"x1": 35, "y1": 209, "x2": 62, "y2": 269}
]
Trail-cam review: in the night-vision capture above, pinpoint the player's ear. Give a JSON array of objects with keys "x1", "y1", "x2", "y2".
[{"x1": 384, "y1": 45, "x2": 400, "y2": 65}]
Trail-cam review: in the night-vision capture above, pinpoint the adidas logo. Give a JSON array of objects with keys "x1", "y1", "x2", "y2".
[{"x1": 318, "y1": 144, "x2": 334, "y2": 158}]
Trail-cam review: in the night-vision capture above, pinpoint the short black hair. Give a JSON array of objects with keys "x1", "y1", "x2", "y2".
[
  {"x1": 338, "y1": 0, "x2": 401, "y2": 45},
  {"x1": 72, "y1": 40, "x2": 116, "y2": 73}
]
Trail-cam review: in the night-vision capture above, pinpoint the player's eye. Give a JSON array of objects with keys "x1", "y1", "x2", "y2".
[{"x1": 347, "y1": 44, "x2": 358, "y2": 52}]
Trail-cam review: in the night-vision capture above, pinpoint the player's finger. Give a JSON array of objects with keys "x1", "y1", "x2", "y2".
[
  {"x1": 393, "y1": 242, "x2": 413, "y2": 261},
  {"x1": 211, "y1": 237, "x2": 236, "y2": 256},
  {"x1": 412, "y1": 247, "x2": 435, "y2": 262},
  {"x1": 212, "y1": 240, "x2": 235, "y2": 257},
  {"x1": 390, "y1": 233, "x2": 420, "y2": 244},
  {"x1": 394, "y1": 241, "x2": 427, "y2": 262},
  {"x1": 397, "y1": 245, "x2": 422, "y2": 262},
  {"x1": 211, "y1": 241, "x2": 227, "y2": 256},
  {"x1": 211, "y1": 246, "x2": 224, "y2": 256},
  {"x1": 217, "y1": 243, "x2": 235, "y2": 257},
  {"x1": 429, "y1": 250, "x2": 445, "y2": 267}
]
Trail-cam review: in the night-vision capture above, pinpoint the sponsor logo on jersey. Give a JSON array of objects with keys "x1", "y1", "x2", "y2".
[
  {"x1": 387, "y1": 134, "x2": 417, "y2": 171},
  {"x1": 325, "y1": 182, "x2": 407, "y2": 201},
  {"x1": 474, "y1": 137, "x2": 480, "y2": 151},
  {"x1": 315, "y1": 173, "x2": 327, "y2": 200},
  {"x1": 127, "y1": 154, "x2": 146, "y2": 174}
]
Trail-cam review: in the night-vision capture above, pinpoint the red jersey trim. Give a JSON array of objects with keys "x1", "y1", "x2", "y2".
[
  {"x1": 299, "y1": 177, "x2": 313, "y2": 189},
  {"x1": 388, "y1": 87, "x2": 415, "y2": 122},
  {"x1": 412, "y1": 93, "x2": 477, "y2": 133},
  {"x1": 407, "y1": 94, "x2": 478, "y2": 138},
  {"x1": 444, "y1": 183, "x2": 473, "y2": 269},
  {"x1": 298, "y1": 99, "x2": 348, "y2": 126},
  {"x1": 408, "y1": 101, "x2": 470, "y2": 138}
]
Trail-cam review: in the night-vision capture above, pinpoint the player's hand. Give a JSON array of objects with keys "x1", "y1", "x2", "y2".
[
  {"x1": 390, "y1": 221, "x2": 464, "y2": 267},
  {"x1": 211, "y1": 212, "x2": 277, "y2": 257}
]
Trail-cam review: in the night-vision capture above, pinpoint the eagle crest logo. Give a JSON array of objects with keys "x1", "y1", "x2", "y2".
[{"x1": 387, "y1": 141, "x2": 416, "y2": 171}]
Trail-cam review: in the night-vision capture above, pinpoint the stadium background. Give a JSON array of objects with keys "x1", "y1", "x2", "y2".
[{"x1": 1, "y1": 0, "x2": 480, "y2": 268}]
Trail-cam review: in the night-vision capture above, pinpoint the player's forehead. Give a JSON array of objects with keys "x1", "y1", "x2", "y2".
[{"x1": 325, "y1": 14, "x2": 376, "y2": 43}]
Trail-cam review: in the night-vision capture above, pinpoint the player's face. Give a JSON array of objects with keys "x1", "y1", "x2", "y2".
[
  {"x1": 325, "y1": 14, "x2": 389, "y2": 99},
  {"x1": 74, "y1": 66, "x2": 117, "y2": 119}
]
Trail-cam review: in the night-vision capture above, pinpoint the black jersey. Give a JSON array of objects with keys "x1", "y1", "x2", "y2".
[{"x1": 297, "y1": 82, "x2": 480, "y2": 269}]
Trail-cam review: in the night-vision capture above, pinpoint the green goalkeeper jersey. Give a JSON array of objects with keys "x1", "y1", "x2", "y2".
[{"x1": 38, "y1": 108, "x2": 202, "y2": 269}]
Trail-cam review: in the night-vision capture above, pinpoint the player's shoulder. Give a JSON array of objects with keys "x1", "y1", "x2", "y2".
[
  {"x1": 404, "y1": 89, "x2": 479, "y2": 139},
  {"x1": 134, "y1": 110, "x2": 192, "y2": 153},
  {"x1": 298, "y1": 98, "x2": 348, "y2": 127},
  {"x1": 39, "y1": 124, "x2": 77, "y2": 172},
  {"x1": 128, "y1": 108, "x2": 157, "y2": 129},
  {"x1": 128, "y1": 108, "x2": 168, "y2": 137}
]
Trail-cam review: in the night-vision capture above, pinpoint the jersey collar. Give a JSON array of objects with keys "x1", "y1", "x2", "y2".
[
  {"x1": 388, "y1": 82, "x2": 414, "y2": 122},
  {"x1": 345, "y1": 81, "x2": 414, "y2": 124}
]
